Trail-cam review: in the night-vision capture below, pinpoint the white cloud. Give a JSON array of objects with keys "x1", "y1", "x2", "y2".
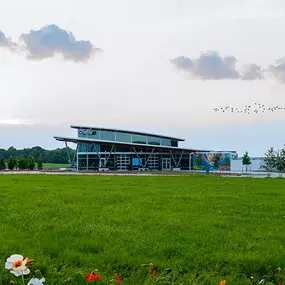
[
  {"x1": 0, "y1": 30, "x2": 17, "y2": 51},
  {"x1": 268, "y1": 58, "x2": 285, "y2": 82},
  {"x1": 171, "y1": 51, "x2": 261, "y2": 80},
  {"x1": 19, "y1": 24, "x2": 102, "y2": 62},
  {"x1": 240, "y1": 64, "x2": 263, "y2": 80},
  {"x1": 0, "y1": 118, "x2": 36, "y2": 125}
]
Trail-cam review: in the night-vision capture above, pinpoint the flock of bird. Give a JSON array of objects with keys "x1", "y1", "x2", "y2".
[{"x1": 213, "y1": 103, "x2": 285, "y2": 115}]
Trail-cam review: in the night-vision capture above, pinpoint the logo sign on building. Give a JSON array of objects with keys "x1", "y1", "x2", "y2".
[{"x1": 78, "y1": 129, "x2": 94, "y2": 136}]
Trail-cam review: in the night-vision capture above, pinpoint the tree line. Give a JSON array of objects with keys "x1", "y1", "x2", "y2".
[
  {"x1": 0, "y1": 154, "x2": 42, "y2": 170},
  {"x1": 242, "y1": 146, "x2": 285, "y2": 177},
  {"x1": 0, "y1": 146, "x2": 75, "y2": 164}
]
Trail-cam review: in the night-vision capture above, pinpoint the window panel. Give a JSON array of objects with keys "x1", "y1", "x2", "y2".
[
  {"x1": 100, "y1": 131, "x2": 115, "y2": 141},
  {"x1": 78, "y1": 143, "x2": 87, "y2": 152},
  {"x1": 161, "y1": 138, "x2": 171, "y2": 146},
  {"x1": 116, "y1": 132, "x2": 132, "y2": 143},
  {"x1": 171, "y1": 140, "x2": 178, "y2": 147},
  {"x1": 132, "y1": 134, "x2": 147, "y2": 144},
  {"x1": 147, "y1": 136, "x2": 161, "y2": 146}
]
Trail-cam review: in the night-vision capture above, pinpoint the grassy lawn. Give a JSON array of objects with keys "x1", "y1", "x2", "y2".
[
  {"x1": 42, "y1": 163, "x2": 70, "y2": 169},
  {"x1": 0, "y1": 175, "x2": 285, "y2": 284}
]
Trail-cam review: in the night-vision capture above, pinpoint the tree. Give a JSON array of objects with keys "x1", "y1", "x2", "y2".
[
  {"x1": 261, "y1": 147, "x2": 276, "y2": 177},
  {"x1": 27, "y1": 155, "x2": 35, "y2": 170},
  {"x1": 242, "y1": 151, "x2": 252, "y2": 174},
  {"x1": 7, "y1": 155, "x2": 16, "y2": 170},
  {"x1": 37, "y1": 155, "x2": 43, "y2": 170},
  {"x1": 18, "y1": 154, "x2": 28, "y2": 170},
  {"x1": 0, "y1": 156, "x2": 6, "y2": 170},
  {"x1": 275, "y1": 149, "x2": 285, "y2": 177}
]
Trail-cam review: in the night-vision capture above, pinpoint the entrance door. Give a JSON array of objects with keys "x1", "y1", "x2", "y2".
[
  {"x1": 100, "y1": 158, "x2": 106, "y2": 168},
  {"x1": 162, "y1": 158, "x2": 171, "y2": 170}
]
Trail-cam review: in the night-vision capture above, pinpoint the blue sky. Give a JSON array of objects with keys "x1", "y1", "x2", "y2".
[{"x1": 1, "y1": 0, "x2": 285, "y2": 157}]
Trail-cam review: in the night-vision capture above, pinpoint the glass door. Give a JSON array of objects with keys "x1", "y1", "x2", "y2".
[{"x1": 162, "y1": 158, "x2": 171, "y2": 170}]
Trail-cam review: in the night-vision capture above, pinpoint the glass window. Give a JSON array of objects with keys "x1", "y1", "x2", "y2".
[
  {"x1": 78, "y1": 143, "x2": 87, "y2": 152},
  {"x1": 132, "y1": 134, "x2": 147, "y2": 144},
  {"x1": 100, "y1": 131, "x2": 115, "y2": 141},
  {"x1": 116, "y1": 132, "x2": 132, "y2": 143},
  {"x1": 161, "y1": 138, "x2": 171, "y2": 146},
  {"x1": 147, "y1": 136, "x2": 161, "y2": 145},
  {"x1": 87, "y1": 144, "x2": 100, "y2": 152},
  {"x1": 171, "y1": 140, "x2": 178, "y2": 147}
]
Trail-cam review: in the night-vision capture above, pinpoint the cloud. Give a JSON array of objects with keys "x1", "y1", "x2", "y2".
[
  {"x1": 19, "y1": 24, "x2": 102, "y2": 62},
  {"x1": 0, "y1": 118, "x2": 36, "y2": 125},
  {"x1": 171, "y1": 51, "x2": 264, "y2": 81},
  {"x1": 240, "y1": 64, "x2": 263, "y2": 80},
  {"x1": 170, "y1": 56, "x2": 194, "y2": 70},
  {"x1": 0, "y1": 30, "x2": 17, "y2": 51},
  {"x1": 268, "y1": 58, "x2": 285, "y2": 82},
  {"x1": 171, "y1": 51, "x2": 240, "y2": 80}
]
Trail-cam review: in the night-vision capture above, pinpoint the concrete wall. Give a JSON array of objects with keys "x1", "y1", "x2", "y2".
[{"x1": 231, "y1": 158, "x2": 264, "y2": 172}]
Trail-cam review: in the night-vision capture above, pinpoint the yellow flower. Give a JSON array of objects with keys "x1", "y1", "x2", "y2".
[{"x1": 220, "y1": 280, "x2": 226, "y2": 285}]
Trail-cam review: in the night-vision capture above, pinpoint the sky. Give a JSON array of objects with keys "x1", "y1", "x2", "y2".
[{"x1": 1, "y1": 0, "x2": 285, "y2": 156}]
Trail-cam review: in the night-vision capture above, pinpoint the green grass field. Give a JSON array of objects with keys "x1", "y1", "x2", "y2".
[
  {"x1": 42, "y1": 163, "x2": 70, "y2": 169},
  {"x1": 0, "y1": 175, "x2": 285, "y2": 285}
]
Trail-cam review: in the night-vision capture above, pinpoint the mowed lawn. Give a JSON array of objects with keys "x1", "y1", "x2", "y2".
[
  {"x1": 42, "y1": 163, "x2": 70, "y2": 169},
  {"x1": 0, "y1": 175, "x2": 285, "y2": 284}
]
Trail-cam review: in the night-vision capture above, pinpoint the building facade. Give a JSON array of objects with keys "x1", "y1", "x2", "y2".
[{"x1": 54, "y1": 126, "x2": 236, "y2": 171}]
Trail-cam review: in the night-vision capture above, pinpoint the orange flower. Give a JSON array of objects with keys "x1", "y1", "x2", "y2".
[
  {"x1": 86, "y1": 273, "x2": 101, "y2": 282},
  {"x1": 151, "y1": 269, "x2": 157, "y2": 279},
  {"x1": 115, "y1": 273, "x2": 121, "y2": 283},
  {"x1": 86, "y1": 274, "x2": 96, "y2": 281},
  {"x1": 220, "y1": 280, "x2": 226, "y2": 285}
]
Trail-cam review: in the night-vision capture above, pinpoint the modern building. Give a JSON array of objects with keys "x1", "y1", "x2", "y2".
[{"x1": 54, "y1": 125, "x2": 237, "y2": 171}]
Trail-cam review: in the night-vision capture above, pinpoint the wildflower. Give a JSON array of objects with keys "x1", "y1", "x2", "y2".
[
  {"x1": 86, "y1": 274, "x2": 96, "y2": 281},
  {"x1": 151, "y1": 269, "x2": 157, "y2": 279},
  {"x1": 86, "y1": 273, "x2": 101, "y2": 282},
  {"x1": 27, "y1": 278, "x2": 45, "y2": 285},
  {"x1": 259, "y1": 280, "x2": 265, "y2": 284},
  {"x1": 278, "y1": 267, "x2": 282, "y2": 271},
  {"x1": 220, "y1": 281, "x2": 226, "y2": 285},
  {"x1": 5, "y1": 254, "x2": 30, "y2": 277},
  {"x1": 115, "y1": 273, "x2": 121, "y2": 283},
  {"x1": 10, "y1": 281, "x2": 15, "y2": 284}
]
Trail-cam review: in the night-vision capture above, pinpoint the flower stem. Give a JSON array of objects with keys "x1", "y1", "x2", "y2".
[{"x1": 21, "y1": 271, "x2": 25, "y2": 285}]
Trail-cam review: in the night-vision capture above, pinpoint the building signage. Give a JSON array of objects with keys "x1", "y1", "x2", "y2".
[{"x1": 78, "y1": 129, "x2": 94, "y2": 136}]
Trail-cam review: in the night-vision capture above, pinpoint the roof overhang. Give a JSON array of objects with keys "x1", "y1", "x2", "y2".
[{"x1": 70, "y1": 125, "x2": 185, "y2": 142}]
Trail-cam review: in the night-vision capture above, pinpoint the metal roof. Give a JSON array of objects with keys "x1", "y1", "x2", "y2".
[
  {"x1": 54, "y1": 136, "x2": 236, "y2": 153},
  {"x1": 70, "y1": 125, "x2": 185, "y2": 141}
]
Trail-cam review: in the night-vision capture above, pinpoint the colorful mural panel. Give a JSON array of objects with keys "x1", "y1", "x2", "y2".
[{"x1": 193, "y1": 152, "x2": 231, "y2": 171}]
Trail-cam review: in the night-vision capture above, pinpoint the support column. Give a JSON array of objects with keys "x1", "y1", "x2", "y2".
[
  {"x1": 85, "y1": 144, "x2": 89, "y2": 170},
  {"x1": 143, "y1": 149, "x2": 155, "y2": 168},
  {"x1": 65, "y1": 141, "x2": 71, "y2": 165}
]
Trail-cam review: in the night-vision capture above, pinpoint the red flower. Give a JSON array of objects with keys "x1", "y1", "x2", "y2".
[
  {"x1": 116, "y1": 273, "x2": 121, "y2": 283},
  {"x1": 151, "y1": 269, "x2": 157, "y2": 279},
  {"x1": 95, "y1": 274, "x2": 101, "y2": 282},
  {"x1": 86, "y1": 274, "x2": 96, "y2": 281},
  {"x1": 86, "y1": 273, "x2": 101, "y2": 282}
]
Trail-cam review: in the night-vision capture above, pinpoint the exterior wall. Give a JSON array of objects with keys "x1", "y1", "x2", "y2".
[
  {"x1": 192, "y1": 152, "x2": 231, "y2": 171},
  {"x1": 77, "y1": 150, "x2": 191, "y2": 171},
  {"x1": 231, "y1": 158, "x2": 264, "y2": 172}
]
